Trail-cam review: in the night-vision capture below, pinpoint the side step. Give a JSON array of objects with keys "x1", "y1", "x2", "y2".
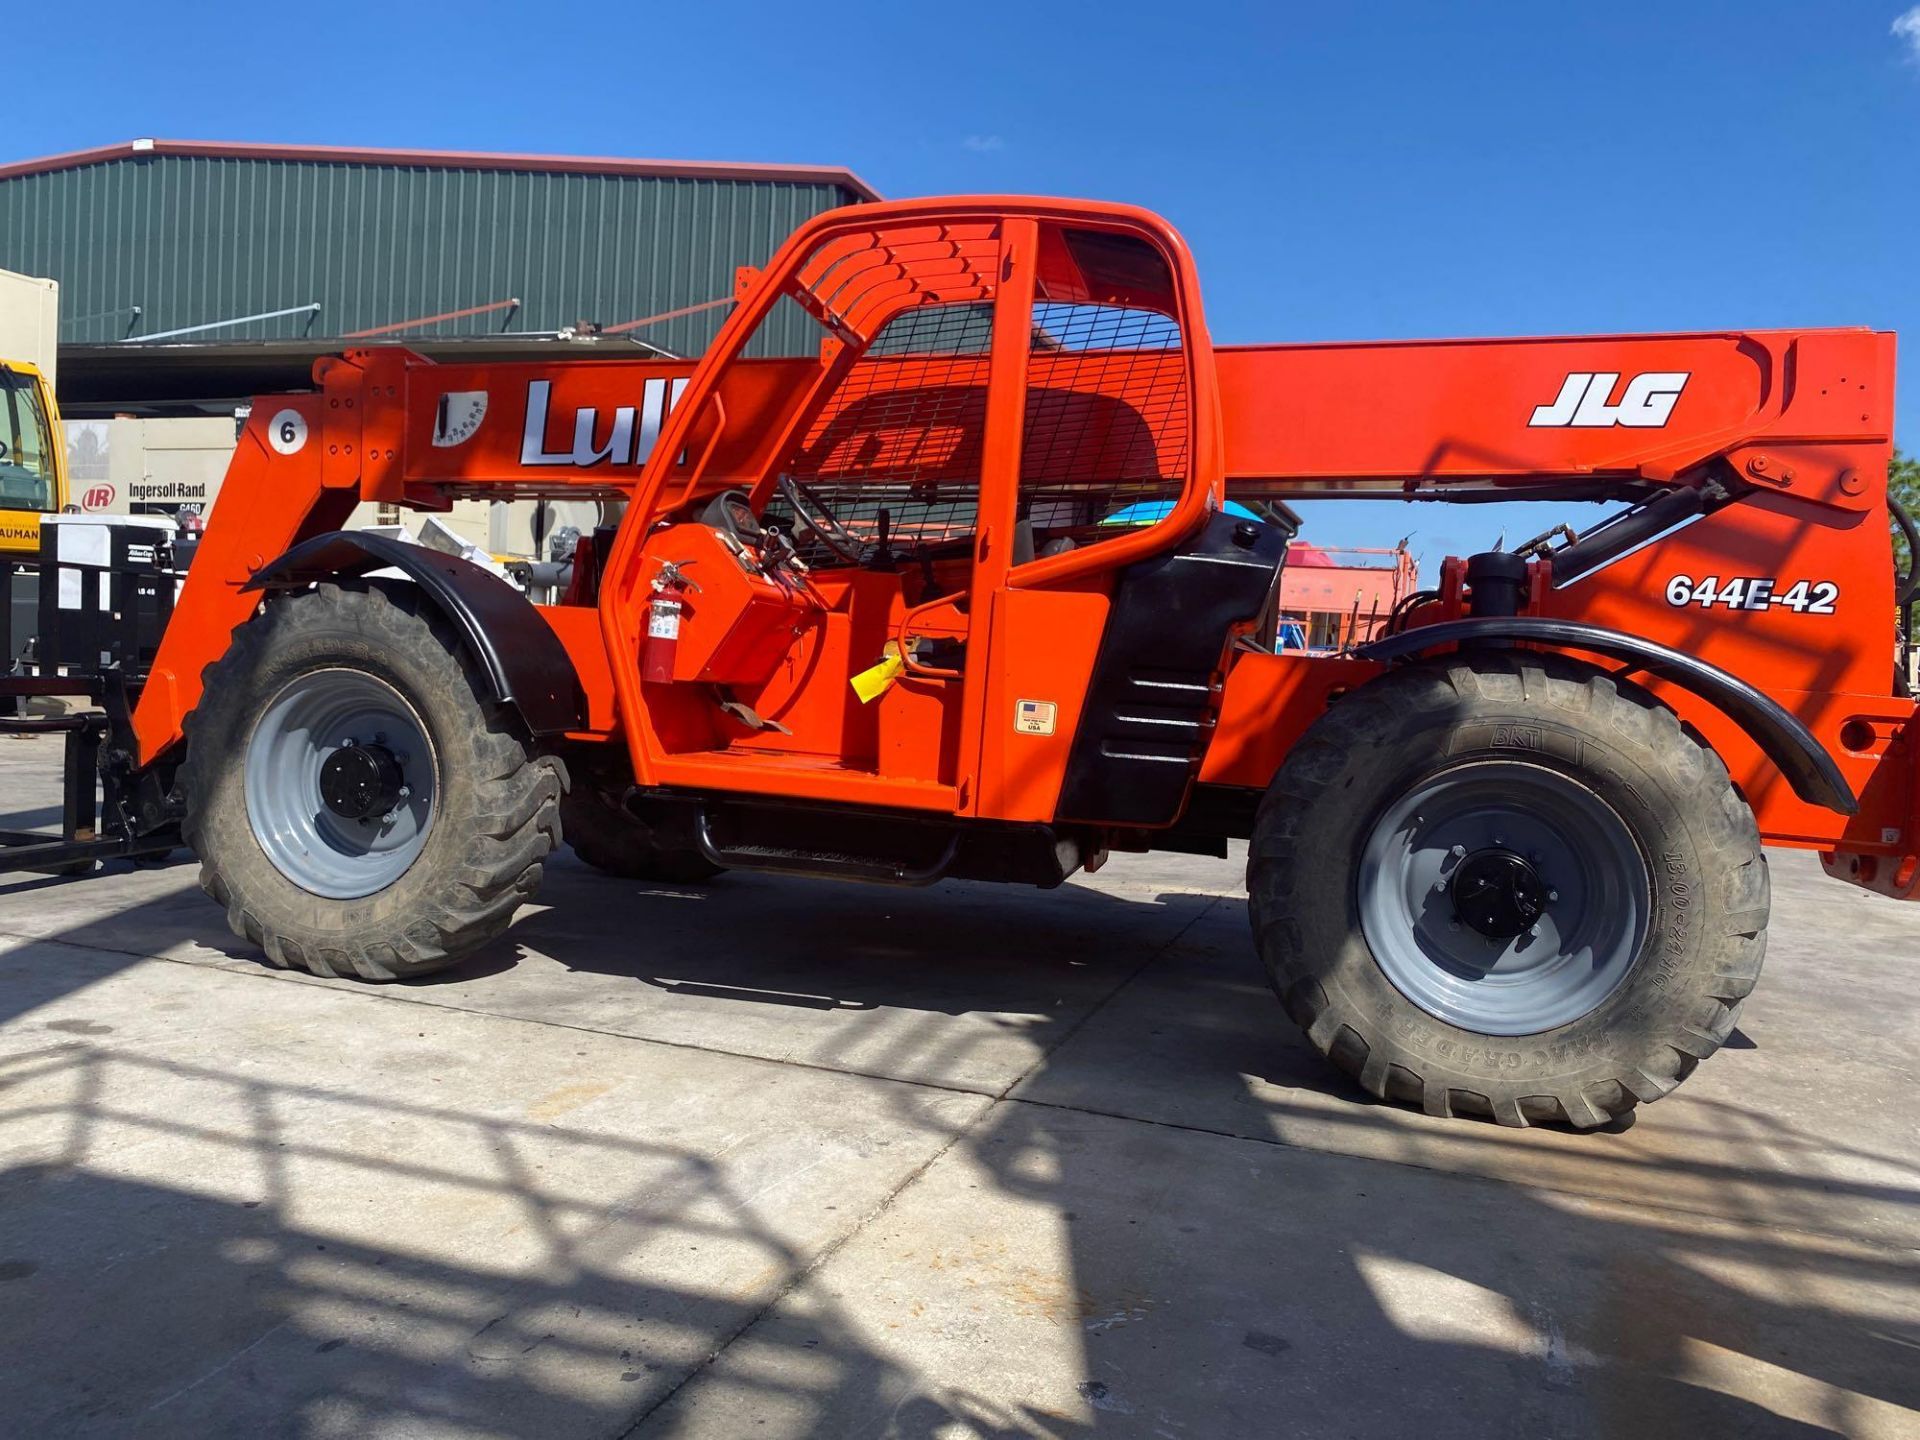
[
  {"x1": 693, "y1": 812, "x2": 959, "y2": 886},
  {"x1": 632, "y1": 791, "x2": 1089, "y2": 889},
  {"x1": 0, "y1": 672, "x2": 182, "y2": 876}
]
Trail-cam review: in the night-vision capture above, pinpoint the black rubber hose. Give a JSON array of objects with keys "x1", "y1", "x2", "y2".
[
  {"x1": 1891, "y1": 494, "x2": 1920, "y2": 607},
  {"x1": 1387, "y1": 589, "x2": 1442, "y2": 635}
]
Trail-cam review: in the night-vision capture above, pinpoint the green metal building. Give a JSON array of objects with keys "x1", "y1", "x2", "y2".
[{"x1": 0, "y1": 139, "x2": 877, "y2": 410}]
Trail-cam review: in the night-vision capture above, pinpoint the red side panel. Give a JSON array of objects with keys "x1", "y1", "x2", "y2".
[
  {"x1": 1216, "y1": 328, "x2": 1894, "y2": 506},
  {"x1": 133, "y1": 397, "x2": 357, "y2": 763}
]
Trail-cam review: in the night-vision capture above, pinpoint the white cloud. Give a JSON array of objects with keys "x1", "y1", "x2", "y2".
[
  {"x1": 961, "y1": 134, "x2": 1005, "y2": 152},
  {"x1": 1894, "y1": 6, "x2": 1920, "y2": 62}
]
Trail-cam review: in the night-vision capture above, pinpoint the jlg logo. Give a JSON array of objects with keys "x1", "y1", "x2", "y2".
[{"x1": 1529, "y1": 371, "x2": 1689, "y2": 428}]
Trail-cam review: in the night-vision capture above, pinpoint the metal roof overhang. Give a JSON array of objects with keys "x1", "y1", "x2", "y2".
[
  {"x1": 57, "y1": 337, "x2": 681, "y2": 416},
  {"x1": 0, "y1": 139, "x2": 881, "y2": 202}
]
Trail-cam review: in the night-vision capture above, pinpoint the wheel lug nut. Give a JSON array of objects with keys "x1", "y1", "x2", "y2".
[
  {"x1": 1449, "y1": 844, "x2": 1466, "y2": 859},
  {"x1": 398, "y1": 786, "x2": 411, "y2": 799},
  {"x1": 1432, "y1": 880, "x2": 1448, "y2": 894}
]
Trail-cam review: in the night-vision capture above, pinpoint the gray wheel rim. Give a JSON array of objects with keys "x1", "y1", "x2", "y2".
[
  {"x1": 244, "y1": 669, "x2": 438, "y2": 900},
  {"x1": 1356, "y1": 761, "x2": 1649, "y2": 1036}
]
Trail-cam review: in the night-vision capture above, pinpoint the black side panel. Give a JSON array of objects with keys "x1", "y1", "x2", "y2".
[
  {"x1": 245, "y1": 531, "x2": 583, "y2": 735},
  {"x1": 1057, "y1": 512, "x2": 1290, "y2": 825}
]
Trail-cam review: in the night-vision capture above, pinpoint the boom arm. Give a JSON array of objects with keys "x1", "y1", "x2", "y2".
[{"x1": 1216, "y1": 327, "x2": 1895, "y2": 510}]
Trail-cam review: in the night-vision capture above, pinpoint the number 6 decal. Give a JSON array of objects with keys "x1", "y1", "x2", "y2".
[{"x1": 268, "y1": 408, "x2": 309, "y2": 456}]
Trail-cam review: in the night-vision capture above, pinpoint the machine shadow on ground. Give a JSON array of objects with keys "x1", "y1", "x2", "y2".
[
  {"x1": 515, "y1": 862, "x2": 1223, "y2": 1018},
  {"x1": 0, "y1": 847, "x2": 1916, "y2": 1436}
]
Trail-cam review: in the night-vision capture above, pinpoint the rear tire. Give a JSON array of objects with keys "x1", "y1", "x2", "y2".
[
  {"x1": 1247, "y1": 653, "x2": 1767, "y2": 1129},
  {"x1": 561, "y1": 784, "x2": 724, "y2": 884},
  {"x1": 181, "y1": 582, "x2": 567, "y2": 980}
]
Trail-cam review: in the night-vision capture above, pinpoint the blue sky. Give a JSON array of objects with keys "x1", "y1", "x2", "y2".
[{"x1": 11, "y1": 2, "x2": 1919, "y2": 560}]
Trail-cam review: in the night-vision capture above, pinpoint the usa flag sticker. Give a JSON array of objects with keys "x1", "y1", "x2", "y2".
[{"x1": 1015, "y1": 699, "x2": 1057, "y2": 736}]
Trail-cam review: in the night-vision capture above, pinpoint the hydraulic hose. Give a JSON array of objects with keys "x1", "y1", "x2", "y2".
[
  {"x1": 1386, "y1": 589, "x2": 1442, "y2": 635},
  {"x1": 1890, "y1": 494, "x2": 1920, "y2": 608}
]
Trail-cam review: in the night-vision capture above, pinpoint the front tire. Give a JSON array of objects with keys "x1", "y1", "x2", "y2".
[
  {"x1": 1247, "y1": 653, "x2": 1768, "y2": 1129},
  {"x1": 182, "y1": 582, "x2": 567, "y2": 980}
]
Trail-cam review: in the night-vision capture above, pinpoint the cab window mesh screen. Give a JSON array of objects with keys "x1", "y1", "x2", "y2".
[
  {"x1": 763, "y1": 298, "x2": 1189, "y2": 567},
  {"x1": 767, "y1": 302, "x2": 992, "y2": 566},
  {"x1": 1019, "y1": 303, "x2": 1188, "y2": 543}
]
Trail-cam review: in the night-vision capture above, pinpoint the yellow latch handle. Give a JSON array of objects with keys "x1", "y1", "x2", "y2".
[{"x1": 850, "y1": 642, "x2": 906, "y2": 704}]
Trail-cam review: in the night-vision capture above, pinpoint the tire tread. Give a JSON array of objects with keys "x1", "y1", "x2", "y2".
[
  {"x1": 1247, "y1": 651, "x2": 1768, "y2": 1129},
  {"x1": 180, "y1": 583, "x2": 566, "y2": 981}
]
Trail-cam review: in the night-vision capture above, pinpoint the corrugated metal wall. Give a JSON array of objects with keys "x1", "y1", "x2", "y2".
[{"x1": 0, "y1": 154, "x2": 861, "y2": 357}]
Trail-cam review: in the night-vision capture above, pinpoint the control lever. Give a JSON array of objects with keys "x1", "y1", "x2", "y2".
[
  {"x1": 870, "y1": 508, "x2": 896, "y2": 571},
  {"x1": 759, "y1": 524, "x2": 805, "y2": 578}
]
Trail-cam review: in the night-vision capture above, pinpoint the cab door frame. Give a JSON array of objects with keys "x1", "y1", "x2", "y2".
[
  {"x1": 601, "y1": 199, "x2": 1218, "y2": 820},
  {"x1": 944, "y1": 215, "x2": 1039, "y2": 814}
]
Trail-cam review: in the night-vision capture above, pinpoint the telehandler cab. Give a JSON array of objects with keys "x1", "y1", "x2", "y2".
[{"x1": 7, "y1": 195, "x2": 1910, "y2": 1130}]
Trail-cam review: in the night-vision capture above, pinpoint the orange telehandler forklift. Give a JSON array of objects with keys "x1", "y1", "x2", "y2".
[{"x1": 3, "y1": 196, "x2": 1910, "y2": 1129}]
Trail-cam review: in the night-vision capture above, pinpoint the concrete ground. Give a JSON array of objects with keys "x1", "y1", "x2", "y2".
[{"x1": 0, "y1": 731, "x2": 1914, "y2": 1440}]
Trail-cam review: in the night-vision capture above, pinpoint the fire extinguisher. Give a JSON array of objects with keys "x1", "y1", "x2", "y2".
[{"x1": 643, "y1": 560, "x2": 696, "y2": 683}]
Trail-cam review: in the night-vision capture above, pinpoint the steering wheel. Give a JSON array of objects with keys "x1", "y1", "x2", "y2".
[{"x1": 778, "y1": 474, "x2": 865, "y2": 566}]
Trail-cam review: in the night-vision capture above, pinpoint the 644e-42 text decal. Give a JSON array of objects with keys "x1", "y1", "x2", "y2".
[{"x1": 1664, "y1": 575, "x2": 1838, "y2": 615}]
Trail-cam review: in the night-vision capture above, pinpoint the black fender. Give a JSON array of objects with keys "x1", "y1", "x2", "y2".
[
  {"x1": 243, "y1": 531, "x2": 584, "y2": 736},
  {"x1": 1355, "y1": 616, "x2": 1857, "y2": 816}
]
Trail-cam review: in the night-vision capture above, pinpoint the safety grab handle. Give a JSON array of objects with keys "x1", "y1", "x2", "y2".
[{"x1": 894, "y1": 592, "x2": 968, "y2": 680}]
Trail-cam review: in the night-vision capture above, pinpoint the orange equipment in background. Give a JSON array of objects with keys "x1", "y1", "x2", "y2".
[{"x1": 1275, "y1": 541, "x2": 1420, "y2": 650}]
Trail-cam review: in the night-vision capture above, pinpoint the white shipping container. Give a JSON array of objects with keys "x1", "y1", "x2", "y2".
[
  {"x1": 0, "y1": 267, "x2": 60, "y2": 386},
  {"x1": 62, "y1": 416, "x2": 239, "y2": 516}
]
